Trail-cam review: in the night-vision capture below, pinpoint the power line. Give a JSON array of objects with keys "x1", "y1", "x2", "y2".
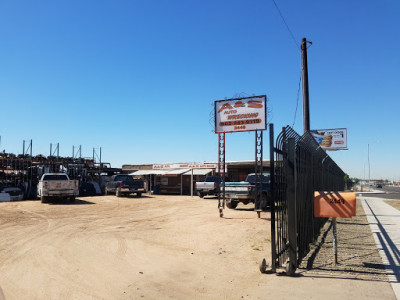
[
  {"x1": 271, "y1": 0, "x2": 299, "y2": 49},
  {"x1": 292, "y1": 72, "x2": 302, "y2": 127}
]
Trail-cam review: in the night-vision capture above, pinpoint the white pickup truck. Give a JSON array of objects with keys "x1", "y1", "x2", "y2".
[
  {"x1": 37, "y1": 173, "x2": 79, "y2": 203},
  {"x1": 195, "y1": 176, "x2": 229, "y2": 198}
]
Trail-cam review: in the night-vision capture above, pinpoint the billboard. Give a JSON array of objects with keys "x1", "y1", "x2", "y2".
[
  {"x1": 214, "y1": 95, "x2": 267, "y2": 133},
  {"x1": 310, "y1": 128, "x2": 347, "y2": 150}
]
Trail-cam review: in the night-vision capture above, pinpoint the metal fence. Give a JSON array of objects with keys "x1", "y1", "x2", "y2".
[{"x1": 269, "y1": 124, "x2": 345, "y2": 274}]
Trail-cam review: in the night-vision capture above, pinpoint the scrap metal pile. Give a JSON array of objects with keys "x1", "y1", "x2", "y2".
[{"x1": 0, "y1": 151, "x2": 119, "y2": 201}]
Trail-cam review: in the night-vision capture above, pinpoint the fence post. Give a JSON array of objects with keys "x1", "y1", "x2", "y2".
[
  {"x1": 286, "y1": 137, "x2": 297, "y2": 275},
  {"x1": 269, "y1": 123, "x2": 276, "y2": 272}
]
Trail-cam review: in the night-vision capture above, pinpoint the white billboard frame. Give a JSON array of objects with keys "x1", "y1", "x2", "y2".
[{"x1": 214, "y1": 95, "x2": 267, "y2": 133}]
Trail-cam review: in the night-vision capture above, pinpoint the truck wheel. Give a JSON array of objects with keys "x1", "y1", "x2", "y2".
[
  {"x1": 137, "y1": 192, "x2": 142, "y2": 197},
  {"x1": 70, "y1": 196, "x2": 76, "y2": 203},
  {"x1": 197, "y1": 192, "x2": 204, "y2": 198},
  {"x1": 41, "y1": 196, "x2": 48, "y2": 203},
  {"x1": 116, "y1": 188, "x2": 121, "y2": 197},
  {"x1": 226, "y1": 199, "x2": 238, "y2": 209}
]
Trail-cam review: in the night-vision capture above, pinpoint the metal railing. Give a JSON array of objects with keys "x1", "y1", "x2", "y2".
[{"x1": 269, "y1": 124, "x2": 345, "y2": 274}]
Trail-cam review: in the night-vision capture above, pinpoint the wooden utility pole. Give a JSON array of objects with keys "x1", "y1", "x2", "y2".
[{"x1": 301, "y1": 37, "x2": 310, "y2": 133}]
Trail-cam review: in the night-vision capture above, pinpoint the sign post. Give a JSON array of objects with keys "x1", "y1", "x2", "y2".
[
  {"x1": 214, "y1": 95, "x2": 267, "y2": 217},
  {"x1": 332, "y1": 217, "x2": 338, "y2": 265}
]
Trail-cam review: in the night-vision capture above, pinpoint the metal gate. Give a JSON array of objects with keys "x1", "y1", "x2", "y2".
[{"x1": 268, "y1": 124, "x2": 345, "y2": 274}]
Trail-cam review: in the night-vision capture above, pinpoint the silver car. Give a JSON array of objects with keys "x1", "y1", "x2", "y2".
[{"x1": 1, "y1": 187, "x2": 24, "y2": 201}]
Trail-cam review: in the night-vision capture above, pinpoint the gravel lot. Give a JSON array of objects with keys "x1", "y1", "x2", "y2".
[
  {"x1": 300, "y1": 199, "x2": 389, "y2": 281},
  {"x1": 0, "y1": 194, "x2": 395, "y2": 299},
  {"x1": 0, "y1": 195, "x2": 270, "y2": 299}
]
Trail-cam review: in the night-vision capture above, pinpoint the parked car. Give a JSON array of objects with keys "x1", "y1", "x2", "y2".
[
  {"x1": 224, "y1": 173, "x2": 271, "y2": 209},
  {"x1": 195, "y1": 176, "x2": 229, "y2": 198},
  {"x1": 37, "y1": 173, "x2": 79, "y2": 203},
  {"x1": 376, "y1": 184, "x2": 383, "y2": 188},
  {"x1": 105, "y1": 175, "x2": 145, "y2": 197},
  {"x1": 0, "y1": 187, "x2": 24, "y2": 201}
]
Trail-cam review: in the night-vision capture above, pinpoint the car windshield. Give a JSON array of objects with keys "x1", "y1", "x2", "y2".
[
  {"x1": 205, "y1": 177, "x2": 218, "y2": 182},
  {"x1": 43, "y1": 174, "x2": 69, "y2": 181},
  {"x1": 246, "y1": 174, "x2": 270, "y2": 184},
  {"x1": 115, "y1": 175, "x2": 134, "y2": 181},
  {"x1": 205, "y1": 177, "x2": 229, "y2": 183}
]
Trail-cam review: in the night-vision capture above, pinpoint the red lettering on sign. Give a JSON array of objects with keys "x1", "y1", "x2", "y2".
[
  {"x1": 234, "y1": 101, "x2": 246, "y2": 108},
  {"x1": 218, "y1": 103, "x2": 233, "y2": 112},
  {"x1": 247, "y1": 100, "x2": 263, "y2": 108}
]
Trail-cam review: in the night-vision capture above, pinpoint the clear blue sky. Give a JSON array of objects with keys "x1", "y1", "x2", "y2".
[{"x1": 0, "y1": 0, "x2": 399, "y2": 180}]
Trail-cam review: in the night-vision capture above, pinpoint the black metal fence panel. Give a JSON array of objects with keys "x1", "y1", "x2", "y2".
[{"x1": 270, "y1": 125, "x2": 345, "y2": 273}]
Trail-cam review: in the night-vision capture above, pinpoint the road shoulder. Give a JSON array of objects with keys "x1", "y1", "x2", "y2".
[{"x1": 361, "y1": 197, "x2": 400, "y2": 299}]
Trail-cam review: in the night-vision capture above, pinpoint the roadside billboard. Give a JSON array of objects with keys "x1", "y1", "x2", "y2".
[
  {"x1": 310, "y1": 128, "x2": 347, "y2": 150},
  {"x1": 214, "y1": 95, "x2": 267, "y2": 133}
]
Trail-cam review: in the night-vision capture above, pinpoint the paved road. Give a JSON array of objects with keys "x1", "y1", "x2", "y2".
[
  {"x1": 361, "y1": 196, "x2": 400, "y2": 299},
  {"x1": 361, "y1": 186, "x2": 400, "y2": 200}
]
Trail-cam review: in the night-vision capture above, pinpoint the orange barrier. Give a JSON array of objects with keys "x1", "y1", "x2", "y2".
[{"x1": 314, "y1": 191, "x2": 356, "y2": 218}]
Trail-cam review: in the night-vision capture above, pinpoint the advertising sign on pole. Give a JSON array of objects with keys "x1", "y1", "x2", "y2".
[
  {"x1": 215, "y1": 95, "x2": 267, "y2": 133},
  {"x1": 310, "y1": 128, "x2": 347, "y2": 150}
]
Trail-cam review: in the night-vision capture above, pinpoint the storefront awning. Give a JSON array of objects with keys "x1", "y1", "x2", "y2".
[
  {"x1": 164, "y1": 168, "x2": 191, "y2": 175},
  {"x1": 130, "y1": 170, "x2": 168, "y2": 176},
  {"x1": 130, "y1": 168, "x2": 214, "y2": 176},
  {"x1": 183, "y1": 168, "x2": 213, "y2": 176}
]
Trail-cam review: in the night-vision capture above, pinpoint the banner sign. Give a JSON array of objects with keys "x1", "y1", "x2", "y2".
[
  {"x1": 153, "y1": 163, "x2": 217, "y2": 169},
  {"x1": 153, "y1": 163, "x2": 228, "y2": 173},
  {"x1": 310, "y1": 128, "x2": 347, "y2": 150},
  {"x1": 214, "y1": 95, "x2": 267, "y2": 133}
]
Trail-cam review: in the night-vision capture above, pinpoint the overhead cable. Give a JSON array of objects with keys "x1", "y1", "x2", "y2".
[{"x1": 271, "y1": 0, "x2": 300, "y2": 49}]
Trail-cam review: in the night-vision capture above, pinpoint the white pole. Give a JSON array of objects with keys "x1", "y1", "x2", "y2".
[
  {"x1": 368, "y1": 144, "x2": 371, "y2": 184},
  {"x1": 150, "y1": 175, "x2": 152, "y2": 194},
  {"x1": 191, "y1": 169, "x2": 193, "y2": 197}
]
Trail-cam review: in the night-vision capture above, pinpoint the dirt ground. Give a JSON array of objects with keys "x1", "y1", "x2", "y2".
[
  {"x1": 0, "y1": 194, "x2": 396, "y2": 299},
  {"x1": 299, "y1": 200, "x2": 390, "y2": 281},
  {"x1": 385, "y1": 200, "x2": 400, "y2": 211}
]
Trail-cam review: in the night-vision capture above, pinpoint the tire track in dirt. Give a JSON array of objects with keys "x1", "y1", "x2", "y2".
[
  {"x1": 0, "y1": 209, "x2": 52, "y2": 263},
  {"x1": 1, "y1": 195, "x2": 270, "y2": 299}
]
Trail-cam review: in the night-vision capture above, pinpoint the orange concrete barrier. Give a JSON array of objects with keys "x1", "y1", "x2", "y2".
[{"x1": 314, "y1": 191, "x2": 356, "y2": 218}]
